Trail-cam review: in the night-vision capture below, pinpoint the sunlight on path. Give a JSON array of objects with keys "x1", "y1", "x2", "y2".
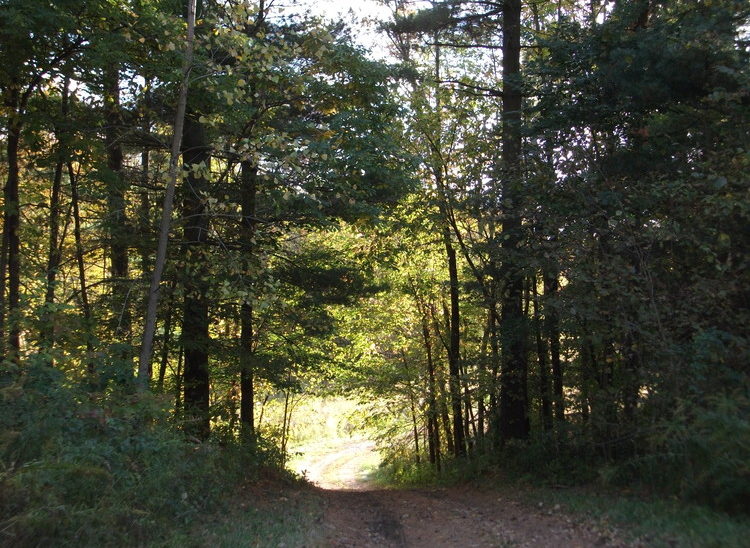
[{"x1": 289, "y1": 437, "x2": 380, "y2": 490}]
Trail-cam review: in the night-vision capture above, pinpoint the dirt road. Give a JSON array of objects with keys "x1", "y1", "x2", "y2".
[
  {"x1": 296, "y1": 438, "x2": 377, "y2": 490},
  {"x1": 294, "y1": 439, "x2": 630, "y2": 547}
]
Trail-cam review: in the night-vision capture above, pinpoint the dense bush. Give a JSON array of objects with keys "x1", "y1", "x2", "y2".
[
  {"x1": 0, "y1": 359, "x2": 281, "y2": 547},
  {"x1": 619, "y1": 391, "x2": 750, "y2": 514},
  {"x1": 493, "y1": 395, "x2": 750, "y2": 515}
]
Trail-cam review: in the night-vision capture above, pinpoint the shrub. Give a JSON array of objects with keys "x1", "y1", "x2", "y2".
[{"x1": 0, "y1": 359, "x2": 277, "y2": 546}]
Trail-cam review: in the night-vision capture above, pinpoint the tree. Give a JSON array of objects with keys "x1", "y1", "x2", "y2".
[{"x1": 139, "y1": 0, "x2": 197, "y2": 390}]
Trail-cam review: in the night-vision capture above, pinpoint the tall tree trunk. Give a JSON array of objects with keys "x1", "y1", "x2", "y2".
[
  {"x1": 239, "y1": 160, "x2": 258, "y2": 437},
  {"x1": 437, "y1": 371, "x2": 454, "y2": 455},
  {"x1": 421, "y1": 310, "x2": 441, "y2": 469},
  {"x1": 138, "y1": 77, "x2": 152, "y2": 277},
  {"x1": 401, "y1": 351, "x2": 421, "y2": 464},
  {"x1": 498, "y1": 0, "x2": 529, "y2": 441},
  {"x1": 2, "y1": 112, "x2": 22, "y2": 358},
  {"x1": 180, "y1": 114, "x2": 211, "y2": 439},
  {"x1": 533, "y1": 276, "x2": 553, "y2": 431},
  {"x1": 425, "y1": 409, "x2": 435, "y2": 465},
  {"x1": 280, "y1": 388, "x2": 295, "y2": 464},
  {"x1": 622, "y1": 329, "x2": 640, "y2": 423},
  {"x1": 544, "y1": 271, "x2": 564, "y2": 422},
  {"x1": 157, "y1": 284, "x2": 176, "y2": 390},
  {"x1": 431, "y1": 39, "x2": 465, "y2": 458},
  {"x1": 0, "y1": 209, "x2": 7, "y2": 359},
  {"x1": 445, "y1": 238, "x2": 465, "y2": 456},
  {"x1": 462, "y1": 363, "x2": 476, "y2": 441},
  {"x1": 236, "y1": 0, "x2": 267, "y2": 439},
  {"x1": 104, "y1": 67, "x2": 131, "y2": 346},
  {"x1": 489, "y1": 303, "x2": 502, "y2": 446},
  {"x1": 621, "y1": 252, "x2": 641, "y2": 424},
  {"x1": 138, "y1": 0, "x2": 196, "y2": 388},
  {"x1": 410, "y1": 392, "x2": 421, "y2": 464},
  {"x1": 41, "y1": 79, "x2": 71, "y2": 352},
  {"x1": 477, "y1": 310, "x2": 492, "y2": 441},
  {"x1": 174, "y1": 343, "x2": 184, "y2": 417},
  {"x1": 68, "y1": 162, "x2": 94, "y2": 369}
]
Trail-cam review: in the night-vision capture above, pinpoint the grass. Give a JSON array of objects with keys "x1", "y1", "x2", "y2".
[
  {"x1": 370, "y1": 453, "x2": 750, "y2": 548},
  {"x1": 368, "y1": 451, "x2": 495, "y2": 489},
  {"x1": 528, "y1": 485, "x2": 750, "y2": 548},
  {"x1": 162, "y1": 480, "x2": 324, "y2": 548}
]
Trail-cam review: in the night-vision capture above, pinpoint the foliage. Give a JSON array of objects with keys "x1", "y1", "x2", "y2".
[
  {"x1": 526, "y1": 485, "x2": 750, "y2": 548},
  {"x1": 0, "y1": 359, "x2": 286, "y2": 546}
]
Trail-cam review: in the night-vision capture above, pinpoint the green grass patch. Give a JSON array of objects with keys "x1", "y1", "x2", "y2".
[
  {"x1": 523, "y1": 485, "x2": 750, "y2": 548},
  {"x1": 369, "y1": 449, "x2": 495, "y2": 488},
  {"x1": 161, "y1": 483, "x2": 323, "y2": 548},
  {"x1": 372, "y1": 448, "x2": 750, "y2": 548}
]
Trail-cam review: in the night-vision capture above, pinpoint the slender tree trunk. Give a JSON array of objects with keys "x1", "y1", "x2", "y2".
[
  {"x1": 240, "y1": 160, "x2": 257, "y2": 437},
  {"x1": 533, "y1": 276, "x2": 553, "y2": 431},
  {"x1": 428, "y1": 302, "x2": 454, "y2": 454},
  {"x1": 401, "y1": 352, "x2": 421, "y2": 464},
  {"x1": 436, "y1": 244, "x2": 466, "y2": 457},
  {"x1": 544, "y1": 271, "x2": 564, "y2": 422},
  {"x1": 237, "y1": 0, "x2": 267, "y2": 440},
  {"x1": 3, "y1": 115, "x2": 22, "y2": 357},
  {"x1": 138, "y1": 0, "x2": 196, "y2": 388},
  {"x1": 138, "y1": 77, "x2": 152, "y2": 276},
  {"x1": 580, "y1": 331, "x2": 597, "y2": 426},
  {"x1": 281, "y1": 389, "x2": 292, "y2": 463},
  {"x1": 489, "y1": 304, "x2": 502, "y2": 446},
  {"x1": 41, "y1": 79, "x2": 71, "y2": 352},
  {"x1": 175, "y1": 343, "x2": 184, "y2": 417},
  {"x1": 431, "y1": 39, "x2": 465, "y2": 458},
  {"x1": 477, "y1": 310, "x2": 492, "y2": 441},
  {"x1": 68, "y1": 162, "x2": 95, "y2": 371},
  {"x1": 426, "y1": 407, "x2": 437, "y2": 466},
  {"x1": 499, "y1": 0, "x2": 529, "y2": 441},
  {"x1": 157, "y1": 285, "x2": 175, "y2": 390},
  {"x1": 410, "y1": 393, "x2": 421, "y2": 464},
  {"x1": 420, "y1": 311, "x2": 441, "y2": 469},
  {"x1": 104, "y1": 67, "x2": 131, "y2": 345},
  {"x1": 622, "y1": 253, "x2": 641, "y2": 424},
  {"x1": 463, "y1": 367, "x2": 476, "y2": 440},
  {"x1": 445, "y1": 237, "x2": 465, "y2": 456},
  {"x1": 0, "y1": 207, "x2": 7, "y2": 359},
  {"x1": 437, "y1": 373, "x2": 454, "y2": 455},
  {"x1": 622, "y1": 328, "x2": 640, "y2": 423}
]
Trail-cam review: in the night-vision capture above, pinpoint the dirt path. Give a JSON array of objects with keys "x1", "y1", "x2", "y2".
[
  {"x1": 297, "y1": 438, "x2": 377, "y2": 490},
  {"x1": 316, "y1": 486, "x2": 630, "y2": 547},
  {"x1": 293, "y1": 438, "x2": 632, "y2": 547}
]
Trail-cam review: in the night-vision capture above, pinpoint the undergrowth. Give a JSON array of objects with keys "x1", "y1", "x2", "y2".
[
  {"x1": 375, "y1": 448, "x2": 750, "y2": 548},
  {"x1": 532, "y1": 487, "x2": 750, "y2": 548},
  {"x1": 373, "y1": 392, "x2": 750, "y2": 548},
  {"x1": 0, "y1": 358, "x2": 301, "y2": 547}
]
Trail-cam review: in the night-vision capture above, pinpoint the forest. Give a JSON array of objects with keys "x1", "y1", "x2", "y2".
[{"x1": 1, "y1": 0, "x2": 749, "y2": 546}]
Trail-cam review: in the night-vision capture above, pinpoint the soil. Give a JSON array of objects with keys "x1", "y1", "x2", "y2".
[{"x1": 296, "y1": 438, "x2": 634, "y2": 548}]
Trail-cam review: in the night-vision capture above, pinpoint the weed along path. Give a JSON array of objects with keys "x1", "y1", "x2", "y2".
[{"x1": 290, "y1": 439, "x2": 631, "y2": 547}]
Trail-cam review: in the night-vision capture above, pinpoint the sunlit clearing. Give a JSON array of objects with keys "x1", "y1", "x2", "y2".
[{"x1": 277, "y1": 397, "x2": 381, "y2": 489}]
